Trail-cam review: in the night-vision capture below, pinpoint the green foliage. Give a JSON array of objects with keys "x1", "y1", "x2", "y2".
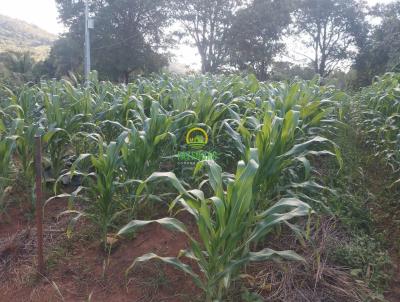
[
  {"x1": 295, "y1": 0, "x2": 367, "y2": 76},
  {"x1": 54, "y1": 0, "x2": 171, "y2": 82},
  {"x1": 0, "y1": 91, "x2": 37, "y2": 186},
  {"x1": 353, "y1": 73, "x2": 400, "y2": 182},
  {"x1": 172, "y1": 0, "x2": 242, "y2": 73},
  {"x1": 173, "y1": 0, "x2": 296, "y2": 78},
  {"x1": 1, "y1": 51, "x2": 35, "y2": 74},
  {"x1": 354, "y1": 2, "x2": 400, "y2": 86},
  {"x1": 119, "y1": 160, "x2": 311, "y2": 301},
  {"x1": 66, "y1": 135, "x2": 127, "y2": 242},
  {"x1": 227, "y1": 0, "x2": 293, "y2": 80},
  {"x1": 37, "y1": 35, "x2": 82, "y2": 79},
  {"x1": 0, "y1": 135, "x2": 15, "y2": 213},
  {"x1": 0, "y1": 15, "x2": 54, "y2": 86},
  {"x1": 0, "y1": 51, "x2": 38, "y2": 87},
  {"x1": 326, "y1": 74, "x2": 400, "y2": 296},
  {"x1": 225, "y1": 79, "x2": 343, "y2": 203},
  {"x1": 0, "y1": 74, "x2": 346, "y2": 300},
  {"x1": 270, "y1": 62, "x2": 316, "y2": 82},
  {"x1": 11, "y1": 119, "x2": 38, "y2": 183},
  {"x1": 121, "y1": 106, "x2": 175, "y2": 180},
  {"x1": 332, "y1": 233, "x2": 391, "y2": 292}
]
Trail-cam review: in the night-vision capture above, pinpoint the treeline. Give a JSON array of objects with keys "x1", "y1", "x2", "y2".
[{"x1": 1, "y1": 0, "x2": 400, "y2": 87}]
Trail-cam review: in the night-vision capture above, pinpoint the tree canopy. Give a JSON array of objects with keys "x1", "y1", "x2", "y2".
[
  {"x1": 295, "y1": 0, "x2": 367, "y2": 77},
  {"x1": 54, "y1": 0, "x2": 172, "y2": 82},
  {"x1": 172, "y1": 0, "x2": 242, "y2": 73},
  {"x1": 226, "y1": 0, "x2": 293, "y2": 80},
  {"x1": 354, "y1": 2, "x2": 400, "y2": 86},
  {"x1": 6, "y1": 0, "x2": 398, "y2": 86}
]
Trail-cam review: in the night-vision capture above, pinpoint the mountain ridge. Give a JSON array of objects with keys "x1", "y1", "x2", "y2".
[{"x1": 0, "y1": 14, "x2": 57, "y2": 60}]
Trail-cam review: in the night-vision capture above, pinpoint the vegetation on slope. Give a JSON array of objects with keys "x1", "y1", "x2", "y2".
[{"x1": 0, "y1": 14, "x2": 56, "y2": 60}]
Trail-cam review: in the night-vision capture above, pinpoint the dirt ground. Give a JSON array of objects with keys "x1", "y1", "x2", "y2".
[
  {"x1": 0, "y1": 190, "x2": 200, "y2": 302},
  {"x1": 0, "y1": 192, "x2": 393, "y2": 302}
]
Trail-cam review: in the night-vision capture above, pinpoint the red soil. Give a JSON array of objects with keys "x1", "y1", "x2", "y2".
[{"x1": 0, "y1": 192, "x2": 200, "y2": 302}]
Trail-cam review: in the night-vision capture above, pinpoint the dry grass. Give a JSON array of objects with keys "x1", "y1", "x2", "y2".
[{"x1": 242, "y1": 217, "x2": 374, "y2": 302}]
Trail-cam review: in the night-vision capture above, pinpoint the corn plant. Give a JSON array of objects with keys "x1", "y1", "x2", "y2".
[
  {"x1": 2, "y1": 85, "x2": 38, "y2": 124},
  {"x1": 121, "y1": 125, "x2": 155, "y2": 180},
  {"x1": 0, "y1": 136, "x2": 15, "y2": 214},
  {"x1": 337, "y1": 73, "x2": 400, "y2": 191},
  {"x1": 1, "y1": 74, "x2": 344, "y2": 260},
  {"x1": 43, "y1": 128, "x2": 72, "y2": 180},
  {"x1": 52, "y1": 133, "x2": 138, "y2": 244},
  {"x1": 121, "y1": 102, "x2": 176, "y2": 179},
  {"x1": 0, "y1": 89, "x2": 41, "y2": 185},
  {"x1": 9, "y1": 119, "x2": 38, "y2": 183},
  {"x1": 353, "y1": 73, "x2": 400, "y2": 182},
  {"x1": 118, "y1": 160, "x2": 311, "y2": 301},
  {"x1": 225, "y1": 109, "x2": 341, "y2": 205}
]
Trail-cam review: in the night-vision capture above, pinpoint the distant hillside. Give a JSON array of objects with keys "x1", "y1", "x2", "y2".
[{"x1": 0, "y1": 14, "x2": 56, "y2": 61}]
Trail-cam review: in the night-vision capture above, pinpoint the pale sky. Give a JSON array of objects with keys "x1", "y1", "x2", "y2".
[
  {"x1": 0, "y1": 0, "x2": 64, "y2": 35},
  {"x1": 0, "y1": 0, "x2": 396, "y2": 69}
]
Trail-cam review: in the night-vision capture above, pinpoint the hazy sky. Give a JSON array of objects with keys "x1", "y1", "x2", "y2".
[
  {"x1": 0, "y1": 0, "x2": 63, "y2": 34},
  {"x1": 0, "y1": 0, "x2": 396, "y2": 68}
]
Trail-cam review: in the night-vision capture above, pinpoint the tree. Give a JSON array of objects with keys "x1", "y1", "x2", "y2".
[
  {"x1": 47, "y1": 35, "x2": 82, "y2": 78},
  {"x1": 31, "y1": 34, "x2": 82, "y2": 80},
  {"x1": 354, "y1": 2, "x2": 400, "y2": 86},
  {"x1": 55, "y1": 0, "x2": 172, "y2": 82},
  {"x1": 270, "y1": 61, "x2": 315, "y2": 81},
  {"x1": 172, "y1": 0, "x2": 242, "y2": 73},
  {"x1": 90, "y1": 0, "x2": 170, "y2": 82},
  {"x1": 295, "y1": 0, "x2": 367, "y2": 77},
  {"x1": 226, "y1": 0, "x2": 293, "y2": 80},
  {"x1": 1, "y1": 51, "x2": 35, "y2": 74},
  {"x1": 0, "y1": 51, "x2": 36, "y2": 85}
]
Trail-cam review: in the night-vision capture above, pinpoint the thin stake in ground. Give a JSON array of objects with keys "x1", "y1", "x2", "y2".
[{"x1": 35, "y1": 135, "x2": 45, "y2": 275}]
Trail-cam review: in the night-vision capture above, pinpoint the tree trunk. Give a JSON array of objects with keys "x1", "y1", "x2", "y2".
[
  {"x1": 202, "y1": 57, "x2": 211, "y2": 73},
  {"x1": 259, "y1": 61, "x2": 268, "y2": 81},
  {"x1": 319, "y1": 54, "x2": 326, "y2": 77},
  {"x1": 315, "y1": 23, "x2": 321, "y2": 75},
  {"x1": 124, "y1": 71, "x2": 130, "y2": 84}
]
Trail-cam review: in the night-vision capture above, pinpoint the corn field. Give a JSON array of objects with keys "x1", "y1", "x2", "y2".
[
  {"x1": 1, "y1": 72, "x2": 399, "y2": 301},
  {"x1": 353, "y1": 73, "x2": 400, "y2": 186}
]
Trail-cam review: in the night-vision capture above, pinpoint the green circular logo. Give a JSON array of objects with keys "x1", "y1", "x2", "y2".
[{"x1": 186, "y1": 127, "x2": 208, "y2": 150}]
